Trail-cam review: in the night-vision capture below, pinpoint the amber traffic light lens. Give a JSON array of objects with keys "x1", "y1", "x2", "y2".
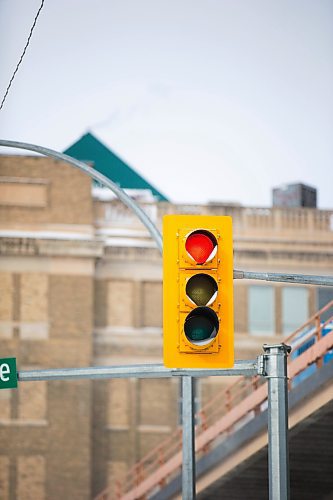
[
  {"x1": 186, "y1": 274, "x2": 218, "y2": 306},
  {"x1": 185, "y1": 232, "x2": 216, "y2": 264},
  {"x1": 184, "y1": 307, "x2": 219, "y2": 345}
]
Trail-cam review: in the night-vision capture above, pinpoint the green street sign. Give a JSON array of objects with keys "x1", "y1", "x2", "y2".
[{"x1": 0, "y1": 358, "x2": 17, "y2": 389}]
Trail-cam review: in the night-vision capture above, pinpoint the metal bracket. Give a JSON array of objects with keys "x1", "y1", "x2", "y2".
[{"x1": 257, "y1": 354, "x2": 266, "y2": 376}]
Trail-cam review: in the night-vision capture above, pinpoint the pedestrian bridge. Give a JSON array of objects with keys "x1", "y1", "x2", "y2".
[{"x1": 95, "y1": 300, "x2": 333, "y2": 500}]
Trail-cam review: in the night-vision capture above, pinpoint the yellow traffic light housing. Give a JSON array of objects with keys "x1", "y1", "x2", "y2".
[{"x1": 163, "y1": 215, "x2": 234, "y2": 368}]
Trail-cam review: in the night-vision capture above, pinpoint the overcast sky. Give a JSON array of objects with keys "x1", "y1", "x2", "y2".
[{"x1": 1, "y1": 0, "x2": 332, "y2": 207}]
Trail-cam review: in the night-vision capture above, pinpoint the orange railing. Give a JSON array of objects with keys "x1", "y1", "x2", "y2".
[{"x1": 95, "y1": 300, "x2": 333, "y2": 500}]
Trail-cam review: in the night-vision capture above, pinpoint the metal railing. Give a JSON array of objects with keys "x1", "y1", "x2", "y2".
[{"x1": 95, "y1": 300, "x2": 333, "y2": 500}]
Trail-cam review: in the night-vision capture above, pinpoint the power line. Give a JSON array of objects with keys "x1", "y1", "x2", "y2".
[{"x1": 0, "y1": 0, "x2": 46, "y2": 112}]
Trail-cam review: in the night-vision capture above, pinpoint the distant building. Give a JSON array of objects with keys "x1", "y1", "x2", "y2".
[
  {"x1": 0, "y1": 155, "x2": 332, "y2": 499},
  {"x1": 64, "y1": 132, "x2": 168, "y2": 201},
  {"x1": 272, "y1": 183, "x2": 317, "y2": 208}
]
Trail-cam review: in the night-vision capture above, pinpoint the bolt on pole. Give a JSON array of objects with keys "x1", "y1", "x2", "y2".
[{"x1": 263, "y1": 343, "x2": 291, "y2": 500}]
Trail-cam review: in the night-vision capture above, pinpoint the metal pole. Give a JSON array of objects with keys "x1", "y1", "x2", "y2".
[
  {"x1": 263, "y1": 343, "x2": 291, "y2": 500},
  {"x1": 182, "y1": 376, "x2": 196, "y2": 500},
  {"x1": 17, "y1": 360, "x2": 258, "y2": 382},
  {"x1": 233, "y1": 270, "x2": 333, "y2": 287}
]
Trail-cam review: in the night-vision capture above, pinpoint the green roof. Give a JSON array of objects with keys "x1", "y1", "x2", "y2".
[{"x1": 64, "y1": 133, "x2": 168, "y2": 201}]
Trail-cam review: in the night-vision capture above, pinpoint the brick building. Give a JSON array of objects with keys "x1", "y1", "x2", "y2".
[{"x1": 0, "y1": 154, "x2": 332, "y2": 499}]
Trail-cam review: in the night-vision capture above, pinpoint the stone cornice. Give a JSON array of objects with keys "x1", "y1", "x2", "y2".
[
  {"x1": 0, "y1": 237, "x2": 103, "y2": 258},
  {"x1": 1, "y1": 235, "x2": 332, "y2": 264}
]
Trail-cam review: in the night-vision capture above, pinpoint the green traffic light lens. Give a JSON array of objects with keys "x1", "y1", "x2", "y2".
[
  {"x1": 184, "y1": 307, "x2": 219, "y2": 346},
  {"x1": 185, "y1": 316, "x2": 213, "y2": 341},
  {"x1": 186, "y1": 274, "x2": 218, "y2": 306}
]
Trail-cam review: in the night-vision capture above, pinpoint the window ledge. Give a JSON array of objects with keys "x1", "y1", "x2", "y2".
[{"x1": 0, "y1": 419, "x2": 48, "y2": 427}]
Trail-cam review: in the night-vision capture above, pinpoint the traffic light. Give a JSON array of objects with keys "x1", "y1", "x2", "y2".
[{"x1": 163, "y1": 215, "x2": 234, "y2": 368}]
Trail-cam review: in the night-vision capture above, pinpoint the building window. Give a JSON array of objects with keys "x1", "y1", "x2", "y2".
[
  {"x1": 107, "y1": 461, "x2": 127, "y2": 499},
  {"x1": 0, "y1": 273, "x2": 13, "y2": 339},
  {"x1": 17, "y1": 455, "x2": 45, "y2": 500},
  {"x1": 0, "y1": 371, "x2": 47, "y2": 424},
  {"x1": 107, "y1": 379, "x2": 129, "y2": 428},
  {"x1": 107, "y1": 280, "x2": 134, "y2": 327},
  {"x1": 139, "y1": 379, "x2": 170, "y2": 427},
  {"x1": 282, "y1": 287, "x2": 308, "y2": 336},
  {"x1": 0, "y1": 390, "x2": 11, "y2": 421},
  {"x1": 142, "y1": 281, "x2": 162, "y2": 327},
  {"x1": 0, "y1": 456, "x2": 9, "y2": 499},
  {"x1": 18, "y1": 381, "x2": 47, "y2": 422},
  {"x1": 249, "y1": 286, "x2": 275, "y2": 336},
  {"x1": 317, "y1": 287, "x2": 333, "y2": 322},
  {"x1": 20, "y1": 273, "x2": 49, "y2": 339}
]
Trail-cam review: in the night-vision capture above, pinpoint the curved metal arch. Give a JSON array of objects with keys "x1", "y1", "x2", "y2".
[{"x1": 0, "y1": 139, "x2": 163, "y2": 253}]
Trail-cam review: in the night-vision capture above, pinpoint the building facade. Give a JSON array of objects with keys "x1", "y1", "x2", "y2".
[{"x1": 0, "y1": 155, "x2": 332, "y2": 499}]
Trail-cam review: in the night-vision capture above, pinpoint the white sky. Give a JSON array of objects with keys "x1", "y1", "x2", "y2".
[{"x1": 1, "y1": 0, "x2": 332, "y2": 207}]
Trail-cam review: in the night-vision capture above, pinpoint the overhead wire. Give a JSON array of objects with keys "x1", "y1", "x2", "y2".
[{"x1": 0, "y1": 0, "x2": 46, "y2": 112}]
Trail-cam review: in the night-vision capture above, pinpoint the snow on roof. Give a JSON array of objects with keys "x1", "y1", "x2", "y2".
[
  {"x1": 0, "y1": 230, "x2": 93, "y2": 241},
  {"x1": 0, "y1": 229, "x2": 157, "y2": 249},
  {"x1": 96, "y1": 228, "x2": 150, "y2": 237},
  {"x1": 104, "y1": 237, "x2": 156, "y2": 248},
  {"x1": 92, "y1": 186, "x2": 157, "y2": 203}
]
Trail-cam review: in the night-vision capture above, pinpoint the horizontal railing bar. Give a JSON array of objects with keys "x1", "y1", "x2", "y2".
[
  {"x1": 289, "y1": 315, "x2": 333, "y2": 353},
  {"x1": 288, "y1": 329, "x2": 333, "y2": 379},
  {"x1": 234, "y1": 270, "x2": 333, "y2": 286},
  {"x1": 285, "y1": 300, "x2": 333, "y2": 343},
  {"x1": 18, "y1": 360, "x2": 258, "y2": 382}
]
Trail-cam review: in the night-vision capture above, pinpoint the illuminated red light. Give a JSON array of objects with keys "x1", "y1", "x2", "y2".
[{"x1": 185, "y1": 233, "x2": 214, "y2": 264}]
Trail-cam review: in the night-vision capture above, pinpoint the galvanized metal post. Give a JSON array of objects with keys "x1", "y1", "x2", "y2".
[
  {"x1": 263, "y1": 343, "x2": 291, "y2": 500},
  {"x1": 182, "y1": 376, "x2": 196, "y2": 500}
]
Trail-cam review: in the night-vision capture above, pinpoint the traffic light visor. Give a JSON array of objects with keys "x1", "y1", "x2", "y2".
[{"x1": 185, "y1": 230, "x2": 217, "y2": 264}]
